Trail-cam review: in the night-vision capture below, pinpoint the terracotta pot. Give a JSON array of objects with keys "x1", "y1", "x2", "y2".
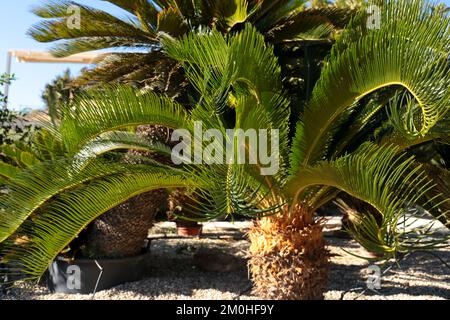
[{"x1": 176, "y1": 223, "x2": 203, "y2": 237}]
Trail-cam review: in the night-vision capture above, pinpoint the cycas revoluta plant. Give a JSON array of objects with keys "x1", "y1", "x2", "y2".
[
  {"x1": 29, "y1": 0, "x2": 356, "y2": 246},
  {"x1": 29, "y1": 0, "x2": 359, "y2": 237},
  {"x1": 1, "y1": 0, "x2": 449, "y2": 300},
  {"x1": 28, "y1": 1, "x2": 359, "y2": 253}
]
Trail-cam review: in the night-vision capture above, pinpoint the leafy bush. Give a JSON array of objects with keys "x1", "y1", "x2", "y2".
[{"x1": 0, "y1": 74, "x2": 35, "y2": 147}]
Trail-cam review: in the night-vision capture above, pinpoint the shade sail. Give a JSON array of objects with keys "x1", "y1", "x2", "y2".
[{"x1": 10, "y1": 50, "x2": 109, "y2": 64}]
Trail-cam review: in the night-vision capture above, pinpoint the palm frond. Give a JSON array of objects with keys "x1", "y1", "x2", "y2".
[
  {"x1": 73, "y1": 130, "x2": 173, "y2": 168},
  {"x1": 0, "y1": 145, "x2": 41, "y2": 169},
  {"x1": 163, "y1": 25, "x2": 292, "y2": 189},
  {"x1": 73, "y1": 52, "x2": 176, "y2": 87},
  {"x1": 104, "y1": 0, "x2": 159, "y2": 32},
  {"x1": 59, "y1": 85, "x2": 189, "y2": 153},
  {"x1": 0, "y1": 162, "x2": 21, "y2": 181},
  {"x1": 286, "y1": 142, "x2": 448, "y2": 258},
  {"x1": 0, "y1": 158, "x2": 147, "y2": 243},
  {"x1": 2, "y1": 164, "x2": 198, "y2": 280},
  {"x1": 193, "y1": 163, "x2": 281, "y2": 220},
  {"x1": 383, "y1": 91, "x2": 450, "y2": 149},
  {"x1": 29, "y1": 0, "x2": 156, "y2": 56},
  {"x1": 266, "y1": 6, "x2": 356, "y2": 42},
  {"x1": 157, "y1": 5, "x2": 189, "y2": 36},
  {"x1": 49, "y1": 37, "x2": 154, "y2": 58},
  {"x1": 290, "y1": 0, "x2": 450, "y2": 173}
]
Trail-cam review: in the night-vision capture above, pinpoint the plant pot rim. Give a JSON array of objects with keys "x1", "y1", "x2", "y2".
[
  {"x1": 176, "y1": 225, "x2": 203, "y2": 237},
  {"x1": 56, "y1": 252, "x2": 147, "y2": 264},
  {"x1": 47, "y1": 253, "x2": 148, "y2": 294}
]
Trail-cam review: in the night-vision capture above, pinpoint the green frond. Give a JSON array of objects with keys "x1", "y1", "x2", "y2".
[
  {"x1": 59, "y1": 85, "x2": 189, "y2": 153},
  {"x1": 0, "y1": 159, "x2": 151, "y2": 243},
  {"x1": 253, "y1": 0, "x2": 306, "y2": 31},
  {"x1": 0, "y1": 161, "x2": 21, "y2": 181},
  {"x1": 194, "y1": 163, "x2": 279, "y2": 220},
  {"x1": 73, "y1": 52, "x2": 173, "y2": 86},
  {"x1": 3, "y1": 165, "x2": 198, "y2": 279},
  {"x1": 157, "y1": 5, "x2": 188, "y2": 36},
  {"x1": 0, "y1": 145, "x2": 41, "y2": 169},
  {"x1": 161, "y1": 28, "x2": 232, "y2": 114},
  {"x1": 331, "y1": 98, "x2": 386, "y2": 158},
  {"x1": 421, "y1": 164, "x2": 450, "y2": 227},
  {"x1": 254, "y1": 0, "x2": 306, "y2": 31},
  {"x1": 30, "y1": 129, "x2": 67, "y2": 161},
  {"x1": 48, "y1": 37, "x2": 153, "y2": 58},
  {"x1": 28, "y1": 0, "x2": 155, "y2": 56},
  {"x1": 286, "y1": 143, "x2": 421, "y2": 212},
  {"x1": 266, "y1": 6, "x2": 356, "y2": 42},
  {"x1": 235, "y1": 94, "x2": 290, "y2": 181},
  {"x1": 160, "y1": 29, "x2": 229, "y2": 75},
  {"x1": 383, "y1": 91, "x2": 450, "y2": 149},
  {"x1": 104, "y1": 0, "x2": 159, "y2": 32},
  {"x1": 290, "y1": 0, "x2": 450, "y2": 173},
  {"x1": 214, "y1": 0, "x2": 261, "y2": 31},
  {"x1": 162, "y1": 24, "x2": 287, "y2": 116},
  {"x1": 228, "y1": 24, "x2": 283, "y2": 94},
  {"x1": 163, "y1": 25, "x2": 292, "y2": 187},
  {"x1": 73, "y1": 130, "x2": 173, "y2": 168},
  {"x1": 285, "y1": 142, "x2": 448, "y2": 258}
]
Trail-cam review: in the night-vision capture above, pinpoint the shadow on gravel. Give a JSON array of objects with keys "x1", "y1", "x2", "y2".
[
  {"x1": 327, "y1": 263, "x2": 366, "y2": 293},
  {"x1": 327, "y1": 247, "x2": 450, "y2": 299},
  {"x1": 115, "y1": 251, "x2": 253, "y2": 298},
  {"x1": 368, "y1": 283, "x2": 450, "y2": 299}
]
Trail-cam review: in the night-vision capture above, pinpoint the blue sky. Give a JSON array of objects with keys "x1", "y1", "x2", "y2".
[
  {"x1": 0, "y1": 0, "x2": 129, "y2": 111},
  {"x1": 2, "y1": 0, "x2": 450, "y2": 111}
]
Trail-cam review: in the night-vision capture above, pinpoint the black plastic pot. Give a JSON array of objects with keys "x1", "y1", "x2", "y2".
[{"x1": 45, "y1": 254, "x2": 147, "y2": 294}]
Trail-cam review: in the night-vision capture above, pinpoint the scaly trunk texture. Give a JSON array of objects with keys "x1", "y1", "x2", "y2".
[
  {"x1": 81, "y1": 190, "x2": 167, "y2": 258},
  {"x1": 81, "y1": 125, "x2": 171, "y2": 258},
  {"x1": 248, "y1": 205, "x2": 329, "y2": 300}
]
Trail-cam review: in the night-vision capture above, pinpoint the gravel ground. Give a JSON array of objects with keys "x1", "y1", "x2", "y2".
[{"x1": 1, "y1": 222, "x2": 449, "y2": 300}]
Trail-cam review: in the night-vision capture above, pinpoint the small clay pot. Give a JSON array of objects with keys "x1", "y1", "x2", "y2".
[{"x1": 176, "y1": 222, "x2": 203, "y2": 237}]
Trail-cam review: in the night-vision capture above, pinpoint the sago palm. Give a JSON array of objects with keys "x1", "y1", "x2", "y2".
[
  {"x1": 29, "y1": 0, "x2": 361, "y2": 240},
  {"x1": 2, "y1": 1, "x2": 450, "y2": 300},
  {"x1": 161, "y1": 1, "x2": 450, "y2": 298},
  {"x1": 29, "y1": 1, "x2": 358, "y2": 250}
]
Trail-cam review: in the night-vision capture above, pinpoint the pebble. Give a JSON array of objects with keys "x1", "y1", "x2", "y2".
[{"x1": 1, "y1": 236, "x2": 448, "y2": 300}]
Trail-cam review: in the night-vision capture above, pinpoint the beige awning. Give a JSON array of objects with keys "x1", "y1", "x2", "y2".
[{"x1": 10, "y1": 50, "x2": 109, "y2": 64}]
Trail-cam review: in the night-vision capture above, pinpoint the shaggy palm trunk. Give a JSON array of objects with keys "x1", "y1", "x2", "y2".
[
  {"x1": 248, "y1": 205, "x2": 329, "y2": 300},
  {"x1": 81, "y1": 125, "x2": 171, "y2": 258},
  {"x1": 82, "y1": 190, "x2": 167, "y2": 258}
]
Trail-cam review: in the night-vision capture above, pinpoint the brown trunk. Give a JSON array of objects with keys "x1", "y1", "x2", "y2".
[
  {"x1": 81, "y1": 190, "x2": 167, "y2": 258},
  {"x1": 81, "y1": 125, "x2": 171, "y2": 258},
  {"x1": 248, "y1": 205, "x2": 329, "y2": 300}
]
